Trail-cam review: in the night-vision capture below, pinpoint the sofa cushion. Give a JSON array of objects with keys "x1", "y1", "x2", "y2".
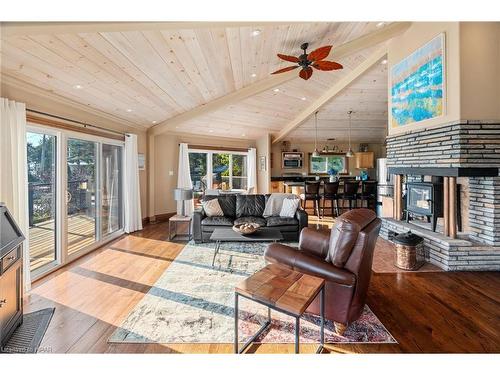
[
  {"x1": 203, "y1": 195, "x2": 236, "y2": 218},
  {"x1": 266, "y1": 216, "x2": 299, "y2": 227},
  {"x1": 201, "y1": 198, "x2": 224, "y2": 217},
  {"x1": 236, "y1": 195, "x2": 266, "y2": 218},
  {"x1": 233, "y1": 216, "x2": 267, "y2": 227},
  {"x1": 201, "y1": 216, "x2": 233, "y2": 226},
  {"x1": 279, "y1": 197, "x2": 300, "y2": 218}
]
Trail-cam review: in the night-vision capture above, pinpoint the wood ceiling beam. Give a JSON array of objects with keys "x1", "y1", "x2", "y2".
[
  {"x1": 272, "y1": 46, "x2": 388, "y2": 144},
  {"x1": 0, "y1": 21, "x2": 299, "y2": 37},
  {"x1": 149, "y1": 22, "x2": 411, "y2": 136}
]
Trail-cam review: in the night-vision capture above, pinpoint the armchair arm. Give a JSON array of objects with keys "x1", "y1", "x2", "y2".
[
  {"x1": 265, "y1": 243, "x2": 356, "y2": 286},
  {"x1": 295, "y1": 207, "x2": 308, "y2": 231},
  {"x1": 192, "y1": 209, "x2": 206, "y2": 243}
]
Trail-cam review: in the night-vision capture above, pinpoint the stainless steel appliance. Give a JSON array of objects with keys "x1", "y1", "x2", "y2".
[
  {"x1": 376, "y1": 158, "x2": 394, "y2": 217},
  {"x1": 282, "y1": 152, "x2": 303, "y2": 169},
  {"x1": 0, "y1": 203, "x2": 25, "y2": 348},
  {"x1": 376, "y1": 158, "x2": 394, "y2": 197}
]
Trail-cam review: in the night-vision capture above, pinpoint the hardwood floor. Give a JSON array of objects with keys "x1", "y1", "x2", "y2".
[{"x1": 26, "y1": 219, "x2": 500, "y2": 353}]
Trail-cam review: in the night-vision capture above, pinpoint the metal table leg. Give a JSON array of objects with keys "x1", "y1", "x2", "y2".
[
  {"x1": 295, "y1": 316, "x2": 300, "y2": 354},
  {"x1": 234, "y1": 292, "x2": 239, "y2": 354},
  {"x1": 316, "y1": 285, "x2": 325, "y2": 354},
  {"x1": 212, "y1": 240, "x2": 221, "y2": 267},
  {"x1": 235, "y1": 295, "x2": 272, "y2": 354}
]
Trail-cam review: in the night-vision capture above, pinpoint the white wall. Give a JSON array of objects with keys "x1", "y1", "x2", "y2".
[{"x1": 256, "y1": 134, "x2": 271, "y2": 193}]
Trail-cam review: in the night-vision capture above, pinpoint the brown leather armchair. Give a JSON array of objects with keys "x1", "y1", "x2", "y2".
[{"x1": 264, "y1": 208, "x2": 381, "y2": 335}]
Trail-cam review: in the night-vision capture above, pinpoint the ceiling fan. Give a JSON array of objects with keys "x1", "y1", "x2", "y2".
[{"x1": 271, "y1": 43, "x2": 343, "y2": 80}]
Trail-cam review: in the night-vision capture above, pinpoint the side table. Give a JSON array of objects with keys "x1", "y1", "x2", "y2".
[
  {"x1": 168, "y1": 215, "x2": 192, "y2": 241},
  {"x1": 234, "y1": 263, "x2": 325, "y2": 354}
]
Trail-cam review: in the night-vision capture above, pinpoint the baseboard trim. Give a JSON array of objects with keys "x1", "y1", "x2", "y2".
[{"x1": 147, "y1": 212, "x2": 176, "y2": 224}]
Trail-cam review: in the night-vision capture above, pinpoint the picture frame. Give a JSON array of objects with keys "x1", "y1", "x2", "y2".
[
  {"x1": 259, "y1": 156, "x2": 266, "y2": 171},
  {"x1": 138, "y1": 153, "x2": 146, "y2": 170},
  {"x1": 390, "y1": 33, "x2": 446, "y2": 128}
]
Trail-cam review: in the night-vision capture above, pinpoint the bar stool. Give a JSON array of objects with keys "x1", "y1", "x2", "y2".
[
  {"x1": 322, "y1": 181, "x2": 340, "y2": 217},
  {"x1": 341, "y1": 180, "x2": 359, "y2": 212},
  {"x1": 300, "y1": 181, "x2": 321, "y2": 217},
  {"x1": 358, "y1": 181, "x2": 378, "y2": 210}
]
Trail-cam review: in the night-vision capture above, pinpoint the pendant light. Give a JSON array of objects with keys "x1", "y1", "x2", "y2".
[
  {"x1": 312, "y1": 111, "x2": 320, "y2": 157},
  {"x1": 346, "y1": 110, "x2": 354, "y2": 158}
]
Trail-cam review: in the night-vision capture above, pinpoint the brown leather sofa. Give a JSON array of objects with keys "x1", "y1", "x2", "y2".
[{"x1": 264, "y1": 208, "x2": 381, "y2": 335}]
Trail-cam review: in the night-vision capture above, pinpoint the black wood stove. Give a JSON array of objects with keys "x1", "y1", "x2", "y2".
[{"x1": 405, "y1": 181, "x2": 443, "y2": 232}]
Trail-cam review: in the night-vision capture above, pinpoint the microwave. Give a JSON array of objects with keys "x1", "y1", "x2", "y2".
[{"x1": 282, "y1": 152, "x2": 303, "y2": 169}]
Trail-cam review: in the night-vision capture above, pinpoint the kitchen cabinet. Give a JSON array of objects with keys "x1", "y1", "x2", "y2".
[{"x1": 355, "y1": 152, "x2": 374, "y2": 169}]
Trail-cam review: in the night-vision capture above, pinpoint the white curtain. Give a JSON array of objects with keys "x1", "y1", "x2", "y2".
[
  {"x1": 123, "y1": 134, "x2": 143, "y2": 233},
  {"x1": 0, "y1": 98, "x2": 31, "y2": 291},
  {"x1": 247, "y1": 147, "x2": 257, "y2": 193},
  {"x1": 177, "y1": 143, "x2": 194, "y2": 216}
]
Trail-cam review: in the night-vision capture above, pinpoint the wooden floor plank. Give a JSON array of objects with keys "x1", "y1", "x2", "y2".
[{"x1": 26, "y1": 219, "x2": 500, "y2": 354}]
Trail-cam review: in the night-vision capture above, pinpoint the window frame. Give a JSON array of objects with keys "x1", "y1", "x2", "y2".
[{"x1": 188, "y1": 148, "x2": 249, "y2": 192}]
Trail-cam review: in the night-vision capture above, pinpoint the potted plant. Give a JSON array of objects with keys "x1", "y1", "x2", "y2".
[{"x1": 328, "y1": 167, "x2": 338, "y2": 182}]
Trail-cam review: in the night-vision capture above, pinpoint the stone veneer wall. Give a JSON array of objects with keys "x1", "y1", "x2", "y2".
[
  {"x1": 386, "y1": 120, "x2": 500, "y2": 246},
  {"x1": 468, "y1": 177, "x2": 500, "y2": 245},
  {"x1": 386, "y1": 121, "x2": 500, "y2": 168},
  {"x1": 380, "y1": 218, "x2": 500, "y2": 271}
]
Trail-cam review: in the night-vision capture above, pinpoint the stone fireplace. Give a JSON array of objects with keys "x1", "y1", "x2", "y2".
[{"x1": 380, "y1": 121, "x2": 500, "y2": 271}]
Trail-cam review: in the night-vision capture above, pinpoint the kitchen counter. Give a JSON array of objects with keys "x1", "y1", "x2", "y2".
[{"x1": 271, "y1": 176, "x2": 375, "y2": 182}]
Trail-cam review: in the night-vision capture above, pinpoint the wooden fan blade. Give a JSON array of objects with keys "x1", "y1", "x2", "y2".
[
  {"x1": 308, "y1": 45, "x2": 333, "y2": 62},
  {"x1": 277, "y1": 53, "x2": 300, "y2": 63},
  {"x1": 312, "y1": 60, "x2": 344, "y2": 71},
  {"x1": 299, "y1": 67, "x2": 313, "y2": 80},
  {"x1": 271, "y1": 65, "x2": 299, "y2": 75}
]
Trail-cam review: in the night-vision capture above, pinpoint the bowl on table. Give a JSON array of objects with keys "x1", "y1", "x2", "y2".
[{"x1": 232, "y1": 223, "x2": 260, "y2": 235}]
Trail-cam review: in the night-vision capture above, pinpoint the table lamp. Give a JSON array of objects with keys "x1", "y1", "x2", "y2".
[{"x1": 174, "y1": 188, "x2": 193, "y2": 217}]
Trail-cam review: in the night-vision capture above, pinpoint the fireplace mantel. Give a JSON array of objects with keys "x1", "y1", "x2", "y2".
[{"x1": 387, "y1": 167, "x2": 499, "y2": 177}]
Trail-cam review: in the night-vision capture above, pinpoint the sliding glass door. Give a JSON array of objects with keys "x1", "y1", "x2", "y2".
[
  {"x1": 27, "y1": 131, "x2": 58, "y2": 273},
  {"x1": 67, "y1": 138, "x2": 98, "y2": 256},
  {"x1": 26, "y1": 125, "x2": 125, "y2": 278},
  {"x1": 101, "y1": 144, "x2": 123, "y2": 236}
]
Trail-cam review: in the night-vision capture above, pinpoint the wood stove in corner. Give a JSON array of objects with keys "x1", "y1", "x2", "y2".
[{"x1": 405, "y1": 182, "x2": 443, "y2": 232}]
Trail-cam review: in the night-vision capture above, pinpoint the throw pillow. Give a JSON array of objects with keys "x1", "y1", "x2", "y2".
[
  {"x1": 279, "y1": 198, "x2": 300, "y2": 218},
  {"x1": 202, "y1": 198, "x2": 224, "y2": 217}
]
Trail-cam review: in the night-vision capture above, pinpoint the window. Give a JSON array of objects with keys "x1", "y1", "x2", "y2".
[{"x1": 188, "y1": 150, "x2": 248, "y2": 191}]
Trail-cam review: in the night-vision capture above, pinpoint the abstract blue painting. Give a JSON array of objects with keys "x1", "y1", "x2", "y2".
[{"x1": 391, "y1": 34, "x2": 445, "y2": 127}]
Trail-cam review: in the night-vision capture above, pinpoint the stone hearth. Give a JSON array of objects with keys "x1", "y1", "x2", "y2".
[
  {"x1": 380, "y1": 218, "x2": 500, "y2": 271},
  {"x1": 385, "y1": 120, "x2": 500, "y2": 271}
]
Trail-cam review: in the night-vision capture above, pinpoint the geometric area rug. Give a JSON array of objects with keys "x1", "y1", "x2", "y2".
[{"x1": 109, "y1": 241, "x2": 397, "y2": 345}]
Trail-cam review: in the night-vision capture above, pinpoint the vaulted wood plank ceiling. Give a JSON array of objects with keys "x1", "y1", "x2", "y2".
[{"x1": 1, "y1": 22, "x2": 390, "y2": 142}]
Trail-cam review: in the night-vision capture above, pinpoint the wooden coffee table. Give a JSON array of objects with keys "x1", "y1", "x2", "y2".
[{"x1": 234, "y1": 263, "x2": 325, "y2": 354}]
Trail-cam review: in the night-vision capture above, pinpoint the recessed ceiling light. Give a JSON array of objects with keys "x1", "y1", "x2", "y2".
[
  {"x1": 381, "y1": 59, "x2": 388, "y2": 65},
  {"x1": 241, "y1": 133, "x2": 246, "y2": 137},
  {"x1": 273, "y1": 88, "x2": 280, "y2": 93},
  {"x1": 73, "y1": 84, "x2": 83, "y2": 89},
  {"x1": 301, "y1": 97, "x2": 307, "y2": 101},
  {"x1": 126, "y1": 109, "x2": 133, "y2": 112},
  {"x1": 251, "y1": 29, "x2": 261, "y2": 37},
  {"x1": 251, "y1": 73, "x2": 257, "y2": 78},
  {"x1": 376, "y1": 22, "x2": 386, "y2": 28},
  {"x1": 209, "y1": 129, "x2": 214, "y2": 133},
  {"x1": 152, "y1": 120, "x2": 157, "y2": 124},
  {"x1": 175, "y1": 126, "x2": 179, "y2": 129}
]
